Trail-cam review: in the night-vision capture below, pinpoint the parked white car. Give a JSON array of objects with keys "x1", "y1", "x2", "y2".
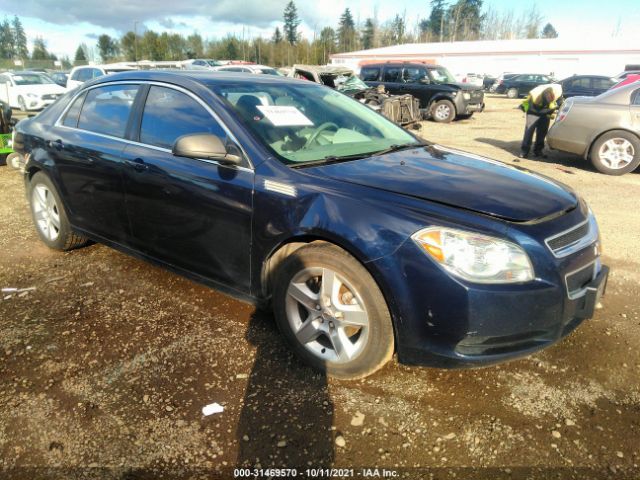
[
  {"x1": 67, "y1": 64, "x2": 137, "y2": 90},
  {"x1": 212, "y1": 64, "x2": 281, "y2": 75},
  {"x1": 181, "y1": 59, "x2": 223, "y2": 70},
  {"x1": 0, "y1": 71, "x2": 66, "y2": 111}
]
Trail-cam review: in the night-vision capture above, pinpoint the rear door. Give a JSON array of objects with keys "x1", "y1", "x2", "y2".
[
  {"x1": 52, "y1": 83, "x2": 140, "y2": 242},
  {"x1": 121, "y1": 84, "x2": 254, "y2": 290},
  {"x1": 380, "y1": 66, "x2": 403, "y2": 95},
  {"x1": 360, "y1": 66, "x2": 382, "y2": 88},
  {"x1": 631, "y1": 88, "x2": 640, "y2": 130}
]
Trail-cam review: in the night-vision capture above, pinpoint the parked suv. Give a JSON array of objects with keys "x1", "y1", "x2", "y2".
[
  {"x1": 360, "y1": 62, "x2": 485, "y2": 122},
  {"x1": 495, "y1": 74, "x2": 554, "y2": 98}
]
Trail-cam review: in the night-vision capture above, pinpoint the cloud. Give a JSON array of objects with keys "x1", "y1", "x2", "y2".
[{"x1": 0, "y1": 0, "x2": 349, "y2": 32}]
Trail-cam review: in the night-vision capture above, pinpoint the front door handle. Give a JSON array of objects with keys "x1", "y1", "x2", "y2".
[
  {"x1": 47, "y1": 139, "x2": 64, "y2": 151},
  {"x1": 124, "y1": 158, "x2": 148, "y2": 172}
]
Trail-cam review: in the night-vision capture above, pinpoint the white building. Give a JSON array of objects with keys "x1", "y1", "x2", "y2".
[{"x1": 330, "y1": 38, "x2": 640, "y2": 80}]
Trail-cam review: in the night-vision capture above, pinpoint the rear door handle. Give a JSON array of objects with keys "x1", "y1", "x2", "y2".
[{"x1": 124, "y1": 158, "x2": 148, "y2": 172}]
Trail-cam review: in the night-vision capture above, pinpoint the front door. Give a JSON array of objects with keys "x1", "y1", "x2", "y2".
[{"x1": 121, "y1": 85, "x2": 254, "y2": 291}]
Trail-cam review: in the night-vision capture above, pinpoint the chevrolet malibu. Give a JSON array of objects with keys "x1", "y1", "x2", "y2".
[{"x1": 13, "y1": 71, "x2": 608, "y2": 379}]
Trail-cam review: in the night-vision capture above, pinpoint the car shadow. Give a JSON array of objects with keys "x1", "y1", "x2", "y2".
[
  {"x1": 236, "y1": 308, "x2": 335, "y2": 469},
  {"x1": 474, "y1": 137, "x2": 601, "y2": 173}
]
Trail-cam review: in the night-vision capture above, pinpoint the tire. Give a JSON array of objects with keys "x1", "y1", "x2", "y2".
[
  {"x1": 430, "y1": 99, "x2": 455, "y2": 123},
  {"x1": 28, "y1": 172, "x2": 89, "y2": 250},
  {"x1": 18, "y1": 96, "x2": 27, "y2": 112},
  {"x1": 6, "y1": 152, "x2": 21, "y2": 169},
  {"x1": 590, "y1": 130, "x2": 640, "y2": 176},
  {"x1": 272, "y1": 242, "x2": 394, "y2": 379},
  {"x1": 506, "y1": 88, "x2": 519, "y2": 99},
  {"x1": 457, "y1": 113, "x2": 474, "y2": 120}
]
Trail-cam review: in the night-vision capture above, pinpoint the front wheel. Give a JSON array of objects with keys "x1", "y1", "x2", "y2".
[
  {"x1": 28, "y1": 172, "x2": 89, "y2": 250},
  {"x1": 430, "y1": 100, "x2": 455, "y2": 123},
  {"x1": 590, "y1": 131, "x2": 640, "y2": 175},
  {"x1": 273, "y1": 243, "x2": 394, "y2": 379},
  {"x1": 18, "y1": 96, "x2": 27, "y2": 112}
]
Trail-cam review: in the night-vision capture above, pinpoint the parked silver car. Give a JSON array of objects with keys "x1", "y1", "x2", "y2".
[{"x1": 547, "y1": 82, "x2": 640, "y2": 175}]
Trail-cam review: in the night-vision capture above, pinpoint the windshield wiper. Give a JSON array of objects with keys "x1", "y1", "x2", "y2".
[
  {"x1": 289, "y1": 152, "x2": 376, "y2": 169},
  {"x1": 370, "y1": 142, "x2": 424, "y2": 157}
]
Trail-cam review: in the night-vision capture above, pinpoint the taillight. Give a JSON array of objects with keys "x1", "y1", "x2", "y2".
[{"x1": 556, "y1": 101, "x2": 573, "y2": 122}]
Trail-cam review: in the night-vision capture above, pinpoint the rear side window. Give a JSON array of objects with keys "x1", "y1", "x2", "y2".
[
  {"x1": 383, "y1": 67, "x2": 402, "y2": 82},
  {"x1": 62, "y1": 92, "x2": 87, "y2": 128},
  {"x1": 139, "y1": 86, "x2": 226, "y2": 150},
  {"x1": 78, "y1": 84, "x2": 139, "y2": 138},
  {"x1": 592, "y1": 78, "x2": 614, "y2": 90},
  {"x1": 632, "y1": 89, "x2": 640, "y2": 106},
  {"x1": 91, "y1": 68, "x2": 105, "y2": 79},
  {"x1": 360, "y1": 68, "x2": 380, "y2": 81}
]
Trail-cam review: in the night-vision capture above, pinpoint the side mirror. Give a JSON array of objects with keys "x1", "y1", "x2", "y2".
[{"x1": 172, "y1": 133, "x2": 242, "y2": 165}]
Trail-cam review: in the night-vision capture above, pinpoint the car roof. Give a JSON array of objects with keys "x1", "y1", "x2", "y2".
[
  {"x1": 363, "y1": 62, "x2": 438, "y2": 69},
  {"x1": 8, "y1": 71, "x2": 48, "y2": 76},
  {"x1": 89, "y1": 69, "x2": 304, "y2": 88}
]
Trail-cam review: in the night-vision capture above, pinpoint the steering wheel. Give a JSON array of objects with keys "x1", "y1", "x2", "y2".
[{"x1": 303, "y1": 122, "x2": 339, "y2": 149}]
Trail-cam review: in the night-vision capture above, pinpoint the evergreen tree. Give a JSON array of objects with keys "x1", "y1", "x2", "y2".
[
  {"x1": 542, "y1": 23, "x2": 558, "y2": 38},
  {"x1": 97, "y1": 34, "x2": 119, "y2": 62},
  {"x1": 361, "y1": 18, "x2": 376, "y2": 50},
  {"x1": 283, "y1": 1, "x2": 300, "y2": 45},
  {"x1": 272, "y1": 27, "x2": 283, "y2": 44},
  {"x1": 426, "y1": 0, "x2": 448, "y2": 42},
  {"x1": 12, "y1": 16, "x2": 28, "y2": 58},
  {"x1": 337, "y1": 8, "x2": 356, "y2": 52},
  {"x1": 31, "y1": 36, "x2": 49, "y2": 60},
  {"x1": 390, "y1": 14, "x2": 406, "y2": 44},
  {"x1": 0, "y1": 18, "x2": 13, "y2": 59},
  {"x1": 74, "y1": 44, "x2": 87, "y2": 65},
  {"x1": 447, "y1": 0, "x2": 483, "y2": 41}
]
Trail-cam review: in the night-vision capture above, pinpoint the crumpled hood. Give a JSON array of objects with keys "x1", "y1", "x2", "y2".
[{"x1": 309, "y1": 144, "x2": 577, "y2": 222}]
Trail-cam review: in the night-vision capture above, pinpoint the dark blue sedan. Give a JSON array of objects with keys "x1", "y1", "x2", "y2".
[{"x1": 13, "y1": 71, "x2": 608, "y2": 378}]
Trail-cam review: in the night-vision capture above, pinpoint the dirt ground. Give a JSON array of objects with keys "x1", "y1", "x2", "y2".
[{"x1": 1, "y1": 95, "x2": 639, "y2": 480}]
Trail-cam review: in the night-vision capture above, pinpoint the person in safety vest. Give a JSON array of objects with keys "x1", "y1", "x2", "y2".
[{"x1": 518, "y1": 83, "x2": 562, "y2": 159}]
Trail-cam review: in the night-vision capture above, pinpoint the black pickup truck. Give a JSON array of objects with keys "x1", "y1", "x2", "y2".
[{"x1": 360, "y1": 62, "x2": 485, "y2": 123}]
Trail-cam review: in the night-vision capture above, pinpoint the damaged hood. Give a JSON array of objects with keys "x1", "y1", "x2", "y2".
[{"x1": 309, "y1": 144, "x2": 577, "y2": 222}]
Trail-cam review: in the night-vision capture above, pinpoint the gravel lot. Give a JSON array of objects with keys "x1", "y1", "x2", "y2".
[{"x1": 1, "y1": 95, "x2": 639, "y2": 479}]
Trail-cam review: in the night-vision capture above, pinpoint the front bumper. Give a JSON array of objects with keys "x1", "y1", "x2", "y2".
[{"x1": 369, "y1": 209, "x2": 606, "y2": 368}]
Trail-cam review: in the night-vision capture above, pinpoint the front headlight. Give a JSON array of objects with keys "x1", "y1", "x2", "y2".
[
  {"x1": 26, "y1": 93, "x2": 39, "y2": 98},
  {"x1": 463, "y1": 92, "x2": 471, "y2": 100},
  {"x1": 412, "y1": 227, "x2": 534, "y2": 283}
]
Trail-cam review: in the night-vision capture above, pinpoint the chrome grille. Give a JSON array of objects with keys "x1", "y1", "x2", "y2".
[{"x1": 545, "y1": 217, "x2": 597, "y2": 258}]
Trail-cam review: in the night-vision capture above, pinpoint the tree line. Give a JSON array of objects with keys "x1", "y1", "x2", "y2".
[{"x1": 1, "y1": 1, "x2": 559, "y2": 69}]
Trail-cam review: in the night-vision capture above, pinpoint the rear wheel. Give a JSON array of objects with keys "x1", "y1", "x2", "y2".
[
  {"x1": 273, "y1": 243, "x2": 394, "y2": 379},
  {"x1": 457, "y1": 113, "x2": 474, "y2": 120},
  {"x1": 28, "y1": 172, "x2": 89, "y2": 250},
  {"x1": 430, "y1": 99, "x2": 455, "y2": 123},
  {"x1": 506, "y1": 88, "x2": 519, "y2": 99},
  {"x1": 590, "y1": 131, "x2": 640, "y2": 175}
]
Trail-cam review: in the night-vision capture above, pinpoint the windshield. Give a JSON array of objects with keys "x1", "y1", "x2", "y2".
[
  {"x1": 259, "y1": 68, "x2": 281, "y2": 76},
  {"x1": 429, "y1": 66, "x2": 456, "y2": 84},
  {"x1": 211, "y1": 82, "x2": 419, "y2": 166},
  {"x1": 12, "y1": 73, "x2": 55, "y2": 85},
  {"x1": 336, "y1": 75, "x2": 369, "y2": 93}
]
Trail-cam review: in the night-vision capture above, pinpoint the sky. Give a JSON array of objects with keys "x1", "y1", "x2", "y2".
[{"x1": 1, "y1": 0, "x2": 639, "y2": 60}]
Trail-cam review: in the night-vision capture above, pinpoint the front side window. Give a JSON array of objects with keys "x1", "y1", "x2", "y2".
[
  {"x1": 139, "y1": 86, "x2": 226, "y2": 149},
  {"x1": 403, "y1": 67, "x2": 428, "y2": 83},
  {"x1": 632, "y1": 89, "x2": 640, "y2": 106},
  {"x1": 212, "y1": 82, "x2": 418, "y2": 166},
  {"x1": 78, "y1": 84, "x2": 139, "y2": 138}
]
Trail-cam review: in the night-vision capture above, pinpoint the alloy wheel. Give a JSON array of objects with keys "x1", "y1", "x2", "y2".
[
  {"x1": 598, "y1": 138, "x2": 635, "y2": 169},
  {"x1": 32, "y1": 184, "x2": 61, "y2": 241},
  {"x1": 285, "y1": 266, "x2": 369, "y2": 364}
]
